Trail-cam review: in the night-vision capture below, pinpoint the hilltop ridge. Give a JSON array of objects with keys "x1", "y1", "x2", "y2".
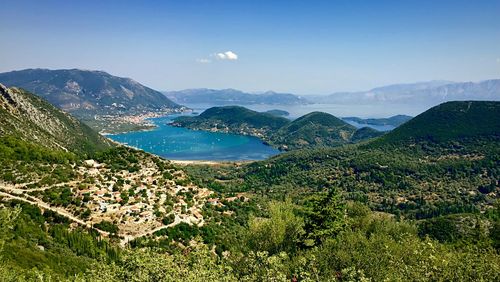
[
  {"x1": 172, "y1": 106, "x2": 380, "y2": 150},
  {"x1": 376, "y1": 101, "x2": 500, "y2": 144},
  {"x1": 0, "y1": 83, "x2": 111, "y2": 154},
  {"x1": 0, "y1": 68, "x2": 181, "y2": 116}
]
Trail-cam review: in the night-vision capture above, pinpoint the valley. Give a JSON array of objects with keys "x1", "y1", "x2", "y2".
[
  {"x1": 3, "y1": 2, "x2": 500, "y2": 280},
  {"x1": 1, "y1": 80, "x2": 499, "y2": 281}
]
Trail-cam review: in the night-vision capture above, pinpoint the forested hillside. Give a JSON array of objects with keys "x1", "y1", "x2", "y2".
[
  {"x1": 0, "y1": 98, "x2": 499, "y2": 280},
  {"x1": 376, "y1": 101, "x2": 500, "y2": 144},
  {"x1": 173, "y1": 106, "x2": 382, "y2": 150}
]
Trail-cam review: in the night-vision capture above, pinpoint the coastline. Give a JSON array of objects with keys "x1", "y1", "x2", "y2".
[
  {"x1": 96, "y1": 108, "x2": 192, "y2": 135},
  {"x1": 170, "y1": 159, "x2": 255, "y2": 166},
  {"x1": 102, "y1": 109, "x2": 278, "y2": 163}
]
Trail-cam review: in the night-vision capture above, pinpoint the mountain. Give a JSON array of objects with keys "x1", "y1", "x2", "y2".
[
  {"x1": 377, "y1": 101, "x2": 500, "y2": 144},
  {"x1": 369, "y1": 80, "x2": 455, "y2": 94},
  {"x1": 0, "y1": 69, "x2": 181, "y2": 116},
  {"x1": 242, "y1": 101, "x2": 500, "y2": 220},
  {"x1": 172, "y1": 106, "x2": 289, "y2": 139},
  {"x1": 343, "y1": 115, "x2": 412, "y2": 127},
  {"x1": 316, "y1": 80, "x2": 500, "y2": 105},
  {"x1": 264, "y1": 109, "x2": 290, "y2": 117},
  {"x1": 164, "y1": 88, "x2": 310, "y2": 105},
  {"x1": 1, "y1": 91, "x2": 498, "y2": 280},
  {"x1": 350, "y1": 126, "x2": 385, "y2": 142},
  {"x1": 270, "y1": 112, "x2": 358, "y2": 149},
  {"x1": 0, "y1": 83, "x2": 111, "y2": 154},
  {"x1": 172, "y1": 106, "x2": 380, "y2": 150}
]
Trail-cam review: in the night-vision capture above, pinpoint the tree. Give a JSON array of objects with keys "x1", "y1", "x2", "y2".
[
  {"x1": 246, "y1": 200, "x2": 304, "y2": 254},
  {"x1": 301, "y1": 189, "x2": 347, "y2": 246}
]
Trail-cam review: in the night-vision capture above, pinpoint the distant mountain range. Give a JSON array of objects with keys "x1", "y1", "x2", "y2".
[
  {"x1": 163, "y1": 88, "x2": 310, "y2": 105},
  {"x1": 171, "y1": 106, "x2": 382, "y2": 150},
  {"x1": 164, "y1": 79, "x2": 499, "y2": 108},
  {"x1": 315, "y1": 80, "x2": 500, "y2": 105},
  {"x1": 0, "y1": 69, "x2": 181, "y2": 117},
  {"x1": 0, "y1": 83, "x2": 111, "y2": 154}
]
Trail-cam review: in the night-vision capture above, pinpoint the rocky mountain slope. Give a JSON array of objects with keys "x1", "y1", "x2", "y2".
[
  {"x1": 0, "y1": 83, "x2": 111, "y2": 154},
  {"x1": 0, "y1": 69, "x2": 181, "y2": 116}
]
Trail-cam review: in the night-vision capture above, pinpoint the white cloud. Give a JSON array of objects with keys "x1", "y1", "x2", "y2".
[
  {"x1": 196, "y1": 58, "x2": 211, "y2": 64},
  {"x1": 198, "y1": 51, "x2": 238, "y2": 63},
  {"x1": 215, "y1": 51, "x2": 238, "y2": 60},
  {"x1": 496, "y1": 58, "x2": 500, "y2": 64}
]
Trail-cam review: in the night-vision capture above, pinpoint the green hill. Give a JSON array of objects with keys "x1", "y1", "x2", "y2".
[
  {"x1": 270, "y1": 112, "x2": 358, "y2": 149},
  {"x1": 0, "y1": 83, "x2": 112, "y2": 155},
  {"x1": 197, "y1": 106, "x2": 289, "y2": 129},
  {"x1": 172, "y1": 106, "x2": 289, "y2": 138},
  {"x1": 173, "y1": 107, "x2": 381, "y2": 150},
  {"x1": 377, "y1": 101, "x2": 500, "y2": 144},
  {"x1": 351, "y1": 126, "x2": 385, "y2": 142},
  {"x1": 236, "y1": 101, "x2": 500, "y2": 219}
]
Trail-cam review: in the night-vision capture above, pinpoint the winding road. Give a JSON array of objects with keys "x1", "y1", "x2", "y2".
[{"x1": 0, "y1": 183, "x2": 110, "y2": 237}]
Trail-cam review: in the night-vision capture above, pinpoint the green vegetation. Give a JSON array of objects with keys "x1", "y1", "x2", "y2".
[
  {"x1": 173, "y1": 106, "x2": 381, "y2": 150},
  {"x1": 0, "y1": 100, "x2": 499, "y2": 280},
  {"x1": 94, "y1": 221, "x2": 119, "y2": 235},
  {"x1": 270, "y1": 111, "x2": 358, "y2": 149},
  {"x1": 0, "y1": 136, "x2": 77, "y2": 185},
  {"x1": 0, "y1": 84, "x2": 112, "y2": 155},
  {"x1": 264, "y1": 109, "x2": 290, "y2": 117},
  {"x1": 173, "y1": 106, "x2": 289, "y2": 135},
  {"x1": 350, "y1": 126, "x2": 384, "y2": 142},
  {"x1": 375, "y1": 101, "x2": 500, "y2": 144},
  {"x1": 343, "y1": 114, "x2": 413, "y2": 127},
  {"x1": 0, "y1": 202, "x2": 118, "y2": 280}
]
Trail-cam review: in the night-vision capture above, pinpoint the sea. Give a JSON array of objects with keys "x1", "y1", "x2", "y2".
[
  {"x1": 107, "y1": 114, "x2": 280, "y2": 161},
  {"x1": 108, "y1": 103, "x2": 427, "y2": 161}
]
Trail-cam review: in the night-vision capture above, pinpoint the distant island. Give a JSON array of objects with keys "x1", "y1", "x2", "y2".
[
  {"x1": 264, "y1": 109, "x2": 290, "y2": 117},
  {"x1": 163, "y1": 88, "x2": 310, "y2": 105}
]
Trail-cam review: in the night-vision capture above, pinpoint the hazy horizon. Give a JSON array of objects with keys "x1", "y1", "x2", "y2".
[{"x1": 2, "y1": 0, "x2": 500, "y2": 94}]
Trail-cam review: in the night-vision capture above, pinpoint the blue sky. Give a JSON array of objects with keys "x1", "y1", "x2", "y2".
[{"x1": 1, "y1": 0, "x2": 500, "y2": 94}]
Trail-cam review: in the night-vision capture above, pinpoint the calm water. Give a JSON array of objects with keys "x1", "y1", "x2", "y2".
[
  {"x1": 108, "y1": 114, "x2": 280, "y2": 161},
  {"x1": 108, "y1": 103, "x2": 416, "y2": 160}
]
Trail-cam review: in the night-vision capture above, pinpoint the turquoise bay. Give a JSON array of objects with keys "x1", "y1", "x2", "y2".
[{"x1": 107, "y1": 114, "x2": 280, "y2": 161}]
